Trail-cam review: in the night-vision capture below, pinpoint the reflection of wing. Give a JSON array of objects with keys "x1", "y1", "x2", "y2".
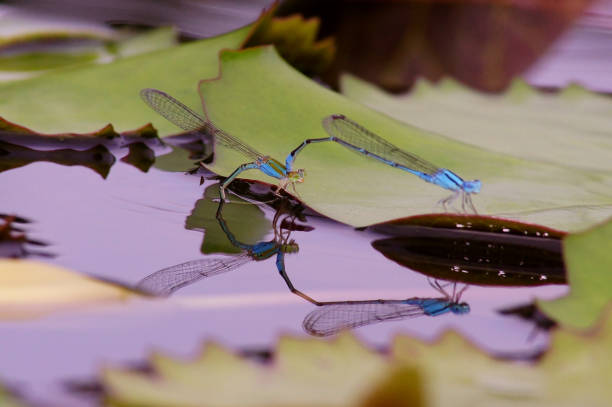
[
  {"x1": 137, "y1": 255, "x2": 251, "y2": 296},
  {"x1": 303, "y1": 302, "x2": 426, "y2": 337}
]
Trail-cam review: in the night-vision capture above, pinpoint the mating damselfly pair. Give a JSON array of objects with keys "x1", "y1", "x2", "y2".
[
  {"x1": 140, "y1": 88, "x2": 481, "y2": 212},
  {"x1": 137, "y1": 198, "x2": 471, "y2": 336}
]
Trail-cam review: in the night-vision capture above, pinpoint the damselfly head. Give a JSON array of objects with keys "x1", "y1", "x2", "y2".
[
  {"x1": 463, "y1": 180, "x2": 481, "y2": 194},
  {"x1": 283, "y1": 240, "x2": 299, "y2": 253},
  {"x1": 288, "y1": 168, "x2": 305, "y2": 183},
  {"x1": 450, "y1": 302, "x2": 470, "y2": 315}
]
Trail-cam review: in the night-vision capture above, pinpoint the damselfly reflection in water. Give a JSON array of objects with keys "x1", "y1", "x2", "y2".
[
  {"x1": 140, "y1": 89, "x2": 305, "y2": 202},
  {"x1": 137, "y1": 198, "x2": 320, "y2": 303},
  {"x1": 288, "y1": 114, "x2": 481, "y2": 213},
  {"x1": 303, "y1": 280, "x2": 470, "y2": 337}
]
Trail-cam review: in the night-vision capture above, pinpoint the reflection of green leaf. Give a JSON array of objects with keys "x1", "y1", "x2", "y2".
[
  {"x1": 185, "y1": 184, "x2": 272, "y2": 254},
  {"x1": 0, "y1": 27, "x2": 249, "y2": 135},
  {"x1": 539, "y1": 217, "x2": 612, "y2": 330},
  {"x1": 198, "y1": 46, "x2": 612, "y2": 230},
  {"x1": 153, "y1": 146, "x2": 198, "y2": 173},
  {"x1": 153, "y1": 133, "x2": 214, "y2": 173}
]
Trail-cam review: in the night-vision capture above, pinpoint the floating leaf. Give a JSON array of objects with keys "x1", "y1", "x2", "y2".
[
  {"x1": 103, "y1": 312, "x2": 612, "y2": 406},
  {"x1": 0, "y1": 52, "x2": 99, "y2": 73},
  {"x1": 197, "y1": 46, "x2": 612, "y2": 230},
  {"x1": 0, "y1": 7, "x2": 178, "y2": 81},
  {"x1": 392, "y1": 312, "x2": 612, "y2": 406},
  {"x1": 0, "y1": 12, "x2": 115, "y2": 49},
  {"x1": 0, "y1": 27, "x2": 250, "y2": 136},
  {"x1": 103, "y1": 334, "x2": 413, "y2": 407},
  {"x1": 539, "y1": 217, "x2": 612, "y2": 329},
  {"x1": 111, "y1": 27, "x2": 177, "y2": 58},
  {"x1": 341, "y1": 74, "x2": 612, "y2": 173},
  {"x1": 0, "y1": 118, "x2": 158, "y2": 147},
  {"x1": 0, "y1": 259, "x2": 138, "y2": 320}
]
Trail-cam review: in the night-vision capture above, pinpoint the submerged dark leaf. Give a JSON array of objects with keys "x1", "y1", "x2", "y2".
[{"x1": 371, "y1": 215, "x2": 565, "y2": 286}]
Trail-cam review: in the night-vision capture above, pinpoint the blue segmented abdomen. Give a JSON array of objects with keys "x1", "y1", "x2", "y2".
[
  {"x1": 428, "y1": 169, "x2": 465, "y2": 191},
  {"x1": 259, "y1": 157, "x2": 287, "y2": 179},
  {"x1": 404, "y1": 298, "x2": 452, "y2": 316},
  {"x1": 250, "y1": 241, "x2": 279, "y2": 260}
]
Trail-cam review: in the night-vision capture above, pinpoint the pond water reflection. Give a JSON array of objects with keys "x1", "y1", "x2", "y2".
[
  {"x1": 0, "y1": 132, "x2": 568, "y2": 404},
  {"x1": 1, "y1": 1, "x2": 611, "y2": 405}
]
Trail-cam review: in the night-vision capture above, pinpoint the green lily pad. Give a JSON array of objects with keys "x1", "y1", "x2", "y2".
[
  {"x1": 0, "y1": 10, "x2": 178, "y2": 81},
  {"x1": 111, "y1": 27, "x2": 177, "y2": 58},
  {"x1": 0, "y1": 13, "x2": 115, "y2": 49},
  {"x1": 341, "y1": 74, "x2": 612, "y2": 173},
  {"x1": 103, "y1": 313, "x2": 612, "y2": 406},
  {"x1": 0, "y1": 27, "x2": 177, "y2": 75},
  {"x1": 197, "y1": 46, "x2": 612, "y2": 230},
  {"x1": 392, "y1": 311, "x2": 612, "y2": 406},
  {"x1": 185, "y1": 184, "x2": 272, "y2": 254},
  {"x1": 0, "y1": 26, "x2": 250, "y2": 135},
  {"x1": 539, "y1": 217, "x2": 612, "y2": 330},
  {"x1": 0, "y1": 5, "x2": 332, "y2": 132},
  {"x1": 0, "y1": 52, "x2": 99, "y2": 72},
  {"x1": 103, "y1": 334, "x2": 416, "y2": 407}
]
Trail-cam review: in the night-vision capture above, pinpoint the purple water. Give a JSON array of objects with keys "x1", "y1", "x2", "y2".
[{"x1": 2, "y1": 1, "x2": 612, "y2": 405}]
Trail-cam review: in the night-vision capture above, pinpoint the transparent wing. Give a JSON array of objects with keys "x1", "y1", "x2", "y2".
[
  {"x1": 302, "y1": 301, "x2": 427, "y2": 337},
  {"x1": 322, "y1": 114, "x2": 440, "y2": 175},
  {"x1": 137, "y1": 255, "x2": 251, "y2": 296},
  {"x1": 140, "y1": 88, "x2": 263, "y2": 160}
]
